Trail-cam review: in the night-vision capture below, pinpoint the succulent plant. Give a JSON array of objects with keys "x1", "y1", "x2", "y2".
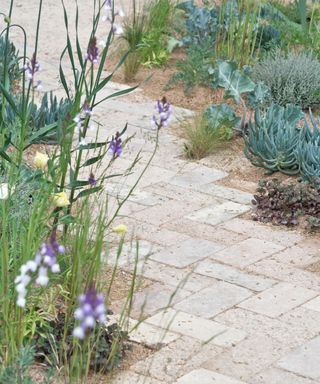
[
  {"x1": 0, "y1": 36, "x2": 21, "y2": 87},
  {"x1": 5, "y1": 92, "x2": 72, "y2": 143},
  {"x1": 244, "y1": 103, "x2": 303, "y2": 175},
  {"x1": 295, "y1": 113, "x2": 320, "y2": 180}
]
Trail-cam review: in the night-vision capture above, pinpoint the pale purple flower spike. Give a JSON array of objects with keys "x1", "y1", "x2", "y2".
[
  {"x1": 15, "y1": 234, "x2": 64, "y2": 308},
  {"x1": 73, "y1": 284, "x2": 107, "y2": 339},
  {"x1": 152, "y1": 97, "x2": 173, "y2": 129}
]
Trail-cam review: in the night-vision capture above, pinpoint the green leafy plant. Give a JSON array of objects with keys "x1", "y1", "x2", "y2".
[
  {"x1": 214, "y1": 60, "x2": 256, "y2": 103},
  {"x1": 167, "y1": 41, "x2": 215, "y2": 94},
  {"x1": 0, "y1": 36, "x2": 20, "y2": 87},
  {"x1": 244, "y1": 103, "x2": 303, "y2": 174},
  {"x1": 0, "y1": 347, "x2": 35, "y2": 384},
  {"x1": 183, "y1": 104, "x2": 239, "y2": 159},
  {"x1": 253, "y1": 50, "x2": 320, "y2": 109},
  {"x1": 252, "y1": 178, "x2": 320, "y2": 231},
  {"x1": 5, "y1": 92, "x2": 72, "y2": 143},
  {"x1": 204, "y1": 103, "x2": 240, "y2": 140}
]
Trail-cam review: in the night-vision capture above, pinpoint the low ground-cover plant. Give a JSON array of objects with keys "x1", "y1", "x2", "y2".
[
  {"x1": 252, "y1": 178, "x2": 320, "y2": 231},
  {"x1": 253, "y1": 50, "x2": 320, "y2": 109}
]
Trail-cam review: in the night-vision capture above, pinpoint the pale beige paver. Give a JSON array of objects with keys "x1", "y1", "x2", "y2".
[
  {"x1": 140, "y1": 260, "x2": 218, "y2": 292},
  {"x1": 175, "y1": 282, "x2": 252, "y2": 318},
  {"x1": 186, "y1": 201, "x2": 251, "y2": 226},
  {"x1": 195, "y1": 261, "x2": 276, "y2": 292},
  {"x1": 145, "y1": 308, "x2": 228, "y2": 342},
  {"x1": 127, "y1": 318, "x2": 181, "y2": 347},
  {"x1": 238, "y1": 282, "x2": 318, "y2": 318},
  {"x1": 248, "y1": 368, "x2": 319, "y2": 384},
  {"x1": 278, "y1": 335, "x2": 320, "y2": 380},
  {"x1": 219, "y1": 218, "x2": 304, "y2": 247},
  {"x1": 175, "y1": 369, "x2": 247, "y2": 384},
  {"x1": 303, "y1": 296, "x2": 320, "y2": 312},
  {"x1": 246, "y1": 259, "x2": 320, "y2": 292},
  {"x1": 211, "y1": 238, "x2": 284, "y2": 268},
  {"x1": 149, "y1": 238, "x2": 224, "y2": 268}
]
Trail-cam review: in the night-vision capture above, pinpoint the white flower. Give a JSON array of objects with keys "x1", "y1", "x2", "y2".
[
  {"x1": 74, "y1": 308, "x2": 84, "y2": 320},
  {"x1": 118, "y1": 9, "x2": 124, "y2": 17},
  {"x1": 84, "y1": 316, "x2": 95, "y2": 328},
  {"x1": 26, "y1": 260, "x2": 38, "y2": 272},
  {"x1": 73, "y1": 326, "x2": 85, "y2": 339},
  {"x1": 36, "y1": 267, "x2": 49, "y2": 286},
  {"x1": 17, "y1": 297, "x2": 26, "y2": 308},
  {"x1": 51, "y1": 264, "x2": 60, "y2": 273}
]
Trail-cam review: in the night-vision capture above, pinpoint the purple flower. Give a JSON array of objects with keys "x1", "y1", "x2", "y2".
[
  {"x1": 152, "y1": 97, "x2": 173, "y2": 129},
  {"x1": 24, "y1": 53, "x2": 40, "y2": 81},
  {"x1": 73, "y1": 284, "x2": 107, "y2": 339},
  {"x1": 88, "y1": 173, "x2": 97, "y2": 186},
  {"x1": 109, "y1": 132, "x2": 122, "y2": 158},
  {"x1": 85, "y1": 37, "x2": 99, "y2": 65},
  {"x1": 15, "y1": 233, "x2": 64, "y2": 308}
]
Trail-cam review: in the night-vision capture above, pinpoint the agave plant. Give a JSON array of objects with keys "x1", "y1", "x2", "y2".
[
  {"x1": 244, "y1": 103, "x2": 303, "y2": 174},
  {"x1": 295, "y1": 113, "x2": 320, "y2": 180}
]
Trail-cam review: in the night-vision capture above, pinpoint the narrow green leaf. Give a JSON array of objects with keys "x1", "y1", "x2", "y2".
[
  {"x1": 93, "y1": 85, "x2": 139, "y2": 108},
  {"x1": 80, "y1": 153, "x2": 106, "y2": 168},
  {"x1": 73, "y1": 186, "x2": 102, "y2": 201}
]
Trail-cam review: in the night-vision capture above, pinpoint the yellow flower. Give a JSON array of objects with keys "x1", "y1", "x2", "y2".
[
  {"x1": 53, "y1": 191, "x2": 70, "y2": 207},
  {"x1": 112, "y1": 224, "x2": 128, "y2": 234},
  {"x1": 34, "y1": 151, "x2": 49, "y2": 169}
]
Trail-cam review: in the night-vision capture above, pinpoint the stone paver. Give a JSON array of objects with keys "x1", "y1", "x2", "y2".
[
  {"x1": 238, "y1": 282, "x2": 317, "y2": 318},
  {"x1": 12, "y1": 2, "x2": 320, "y2": 380},
  {"x1": 150, "y1": 238, "x2": 224, "y2": 268},
  {"x1": 195, "y1": 261, "x2": 276, "y2": 292},
  {"x1": 186, "y1": 201, "x2": 251, "y2": 226},
  {"x1": 249, "y1": 368, "x2": 319, "y2": 384},
  {"x1": 278, "y1": 335, "x2": 320, "y2": 380},
  {"x1": 211, "y1": 238, "x2": 285, "y2": 268},
  {"x1": 145, "y1": 308, "x2": 228, "y2": 342},
  {"x1": 175, "y1": 282, "x2": 252, "y2": 318},
  {"x1": 175, "y1": 369, "x2": 246, "y2": 384}
]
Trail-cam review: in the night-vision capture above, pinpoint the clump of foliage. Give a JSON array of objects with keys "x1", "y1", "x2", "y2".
[
  {"x1": 122, "y1": 0, "x2": 174, "y2": 79},
  {"x1": 5, "y1": 92, "x2": 72, "y2": 142},
  {"x1": 138, "y1": 0, "x2": 173, "y2": 67},
  {"x1": 252, "y1": 178, "x2": 320, "y2": 231},
  {"x1": 0, "y1": 347, "x2": 37, "y2": 384},
  {"x1": 183, "y1": 103, "x2": 239, "y2": 159},
  {"x1": 204, "y1": 103, "x2": 240, "y2": 140},
  {"x1": 296, "y1": 113, "x2": 320, "y2": 180},
  {"x1": 245, "y1": 104, "x2": 320, "y2": 180},
  {"x1": 244, "y1": 103, "x2": 303, "y2": 175},
  {"x1": 0, "y1": 36, "x2": 20, "y2": 87},
  {"x1": 34, "y1": 311, "x2": 129, "y2": 373},
  {"x1": 167, "y1": 41, "x2": 215, "y2": 94},
  {"x1": 253, "y1": 50, "x2": 320, "y2": 109}
]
